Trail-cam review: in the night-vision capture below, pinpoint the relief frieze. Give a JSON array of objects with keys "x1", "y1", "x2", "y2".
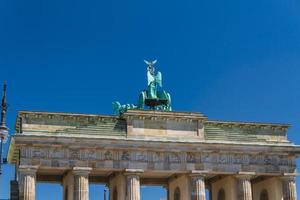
[
  {"x1": 134, "y1": 151, "x2": 148, "y2": 162},
  {"x1": 121, "y1": 151, "x2": 130, "y2": 161},
  {"x1": 19, "y1": 147, "x2": 296, "y2": 173},
  {"x1": 69, "y1": 149, "x2": 80, "y2": 160},
  {"x1": 104, "y1": 150, "x2": 113, "y2": 160},
  {"x1": 82, "y1": 149, "x2": 96, "y2": 160},
  {"x1": 49, "y1": 148, "x2": 65, "y2": 159},
  {"x1": 186, "y1": 153, "x2": 196, "y2": 163}
]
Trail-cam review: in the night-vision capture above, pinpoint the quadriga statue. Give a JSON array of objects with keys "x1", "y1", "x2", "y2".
[{"x1": 113, "y1": 60, "x2": 172, "y2": 115}]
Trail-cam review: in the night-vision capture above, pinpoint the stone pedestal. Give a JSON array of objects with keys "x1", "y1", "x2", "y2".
[
  {"x1": 282, "y1": 176, "x2": 297, "y2": 200},
  {"x1": 18, "y1": 165, "x2": 38, "y2": 200},
  {"x1": 124, "y1": 169, "x2": 143, "y2": 200},
  {"x1": 190, "y1": 173, "x2": 206, "y2": 200},
  {"x1": 73, "y1": 167, "x2": 92, "y2": 200},
  {"x1": 236, "y1": 174, "x2": 253, "y2": 200}
]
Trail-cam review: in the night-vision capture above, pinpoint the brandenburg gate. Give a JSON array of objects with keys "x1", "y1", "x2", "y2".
[{"x1": 6, "y1": 61, "x2": 300, "y2": 200}]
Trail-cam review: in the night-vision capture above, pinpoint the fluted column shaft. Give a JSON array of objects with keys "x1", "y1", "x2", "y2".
[
  {"x1": 236, "y1": 175, "x2": 253, "y2": 200},
  {"x1": 190, "y1": 175, "x2": 206, "y2": 200},
  {"x1": 18, "y1": 165, "x2": 38, "y2": 200},
  {"x1": 73, "y1": 167, "x2": 92, "y2": 200},
  {"x1": 282, "y1": 176, "x2": 297, "y2": 200},
  {"x1": 126, "y1": 174, "x2": 140, "y2": 200}
]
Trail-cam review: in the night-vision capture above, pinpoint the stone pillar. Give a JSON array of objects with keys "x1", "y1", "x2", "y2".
[
  {"x1": 190, "y1": 173, "x2": 206, "y2": 200},
  {"x1": 281, "y1": 175, "x2": 297, "y2": 200},
  {"x1": 63, "y1": 171, "x2": 74, "y2": 200},
  {"x1": 109, "y1": 173, "x2": 126, "y2": 200},
  {"x1": 124, "y1": 169, "x2": 143, "y2": 200},
  {"x1": 236, "y1": 174, "x2": 253, "y2": 200},
  {"x1": 168, "y1": 174, "x2": 191, "y2": 200},
  {"x1": 73, "y1": 167, "x2": 92, "y2": 200},
  {"x1": 18, "y1": 165, "x2": 38, "y2": 200}
]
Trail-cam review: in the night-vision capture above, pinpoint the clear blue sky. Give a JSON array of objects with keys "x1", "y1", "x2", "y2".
[{"x1": 1, "y1": 0, "x2": 300, "y2": 199}]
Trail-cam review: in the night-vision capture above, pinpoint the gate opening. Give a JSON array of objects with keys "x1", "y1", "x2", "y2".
[
  {"x1": 141, "y1": 185, "x2": 167, "y2": 200},
  {"x1": 89, "y1": 184, "x2": 109, "y2": 200},
  {"x1": 36, "y1": 183, "x2": 62, "y2": 200}
]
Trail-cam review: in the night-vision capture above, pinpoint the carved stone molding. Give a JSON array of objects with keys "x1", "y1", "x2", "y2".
[
  {"x1": 19, "y1": 146, "x2": 296, "y2": 174},
  {"x1": 72, "y1": 167, "x2": 92, "y2": 176}
]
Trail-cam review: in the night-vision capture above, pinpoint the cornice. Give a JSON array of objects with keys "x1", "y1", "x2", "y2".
[
  {"x1": 121, "y1": 109, "x2": 207, "y2": 122},
  {"x1": 205, "y1": 120, "x2": 290, "y2": 131}
]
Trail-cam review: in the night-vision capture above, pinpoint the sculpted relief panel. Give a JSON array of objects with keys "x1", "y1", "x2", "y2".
[{"x1": 19, "y1": 147, "x2": 296, "y2": 174}]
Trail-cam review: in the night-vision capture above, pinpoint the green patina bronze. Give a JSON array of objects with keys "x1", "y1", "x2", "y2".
[{"x1": 113, "y1": 60, "x2": 172, "y2": 115}]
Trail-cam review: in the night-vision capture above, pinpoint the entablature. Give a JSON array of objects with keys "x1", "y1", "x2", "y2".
[
  {"x1": 9, "y1": 110, "x2": 298, "y2": 167},
  {"x1": 8, "y1": 134, "x2": 300, "y2": 166},
  {"x1": 11, "y1": 139, "x2": 298, "y2": 175}
]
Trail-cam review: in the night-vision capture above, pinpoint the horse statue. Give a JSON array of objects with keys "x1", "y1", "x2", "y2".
[{"x1": 112, "y1": 101, "x2": 137, "y2": 115}]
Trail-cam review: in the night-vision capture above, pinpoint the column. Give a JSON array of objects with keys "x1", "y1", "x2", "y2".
[
  {"x1": 63, "y1": 171, "x2": 74, "y2": 200},
  {"x1": 236, "y1": 173, "x2": 253, "y2": 200},
  {"x1": 281, "y1": 175, "x2": 297, "y2": 200},
  {"x1": 18, "y1": 165, "x2": 38, "y2": 200},
  {"x1": 124, "y1": 169, "x2": 143, "y2": 200},
  {"x1": 190, "y1": 173, "x2": 206, "y2": 200},
  {"x1": 73, "y1": 167, "x2": 92, "y2": 200},
  {"x1": 109, "y1": 173, "x2": 126, "y2": 200}
]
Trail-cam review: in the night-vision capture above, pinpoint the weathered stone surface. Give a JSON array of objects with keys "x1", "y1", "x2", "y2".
[
  {"x1": 236, "y1": 174, "x2": 254, "y2": 200},
  {"x1": 17, "y1": 146, "x2": 296, "y2": 174},
  {"x1": 190, "y1": 174, "x2": 206, "y2": 200},
  {"x1": 6, "y1": 110, "x2": 300, "y2": 200},
  {"x1": 11, "y1": 110, "x2": 291, "y2": 145},
  {"x1": 124, "y1": 170, "x2": 143, "y2": 200},
  {"x1": 18, "y1": 165, "x2": 38, "y2": 200},
  {"x1": 282, "y1": 175, "x2": 297, "y2": 200},
  {"x1": 73, "y1": 167, "x2": 91, "y2": 200}
]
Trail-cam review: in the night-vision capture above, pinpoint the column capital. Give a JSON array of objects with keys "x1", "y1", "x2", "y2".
[
  {"x1": 72, "y1": 167, "x2": 92, "y2": 176},
  {"x1": 18, "y1": 165, "x2": 39, "y2": 175},
  {"x1": 124, "y1": 169, "x2": 144, "y2": 176},
  {"x1": 281, "y1": 176, "x2": 296, "y2": 182},
  {"x1": 189, "y1": 170, "x2": 209, "y2": 177},
  {"x1": 236, "y1": 172, "x2": 256, "y2": 180},
  {"x1": 281, "y1": 173, "x2": 298, "y2": 181}
]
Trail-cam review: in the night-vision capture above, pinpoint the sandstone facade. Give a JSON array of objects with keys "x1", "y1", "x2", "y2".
[{"x1": 8, "y1": 110, "x2": 300, "y2": 200}]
